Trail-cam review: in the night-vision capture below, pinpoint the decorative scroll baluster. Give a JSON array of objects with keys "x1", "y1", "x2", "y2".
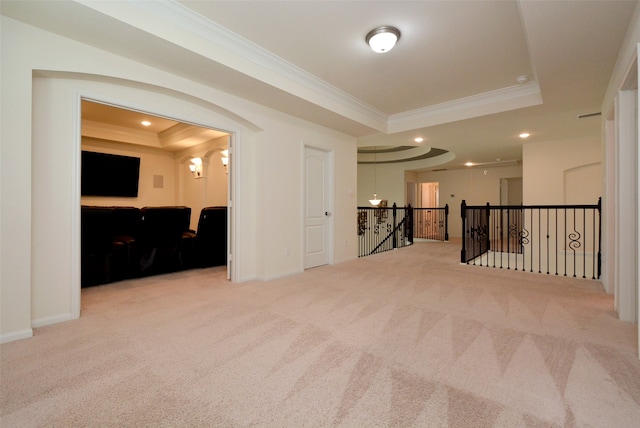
[
  {"x1": 358, "y1": 204, "x2": 419, "y2": 258},
  {"x1": 461, "y1": 201, "x2": 600, "y2": 280}
]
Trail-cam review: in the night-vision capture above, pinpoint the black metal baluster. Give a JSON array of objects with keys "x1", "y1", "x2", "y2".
[
  {"x1": 507, "y1": 208, "x2": 511, "y2": 270},
  {"x1": 597, "y1": 197, "x2": 602, "y2": 279},
  {"x1": 444, "y1": 204, "x2": 449, "y2": 241},
  {"x1": 574, "y1": 208, "x2": 579, "y2": 278},
  {"x1": 536, "y1": 208, "x2": 540, "y2": 273},
  {"x1": 461, "y1": 200, "x2": 467, "y2": 264},
  {"x1": 554, "y1": 208, "x2": 558, "y2": 275},
  {"x1": 515, "y1": 208, "x2": 520, "y2": 271},
  {"x1": 564, "y1": 207, "x2": 567, "y2": 276},
  {"x1": 492, "y1": 207, "x2": 497, "y2": 268},
  {"x1": 582, "y1": 208, "x2": 587, "y2": 278},
  {"x1": 546, "y1": 208, "x2": 550, "y2": 275}
]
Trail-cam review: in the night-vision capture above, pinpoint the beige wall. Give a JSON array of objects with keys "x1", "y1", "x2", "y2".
[
  {"x1": 523, "y1": 137, "x2": 602, "y2": 205},
  {"x1": 81, "y1": 138, "x2": 179, "y2": 208},
  {"x1": 358, "y1": 162, "x2": 406, "y2": 208},
  {"x1": 358, "y1": 161, "x2": 523, "y2": 239},
  {"x1": 414, "y1": 165, "x2": 523, "y2": 238},
  {"x1": 81, "y1": 136, "x2": 231, "y2": 231},
  {"x1": 365, "y1": 135, "x2": 601, "y2": 240},
  {"x1": 1, "y1": 16, "x2": 357, "y2": 342},
  {"x1": 175, "y1": 136, "x2": 229, "y2": 230},
  {"x1": 357, "y1": 152, "x2": 457, "y2": 207}
]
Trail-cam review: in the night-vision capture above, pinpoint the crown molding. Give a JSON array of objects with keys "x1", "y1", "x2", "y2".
[
  {"x1": 387, "y1": 81, "x2": 543, "y2": 133},
  {"x1": 82, "y1": 120, "x2": 161, "y2": 147},
  {"x1": 358, "y1": 146, "x2": 436, "y2": 163},
  {"x1": 158, "y1": 123, "x2": 225, "y2": 150},
  {"x1": 81, "y1": 0, "x2": 387, "y2": 130},
  {"x1": 75, "y1": 0, "x2": 541, "y2": 136}
]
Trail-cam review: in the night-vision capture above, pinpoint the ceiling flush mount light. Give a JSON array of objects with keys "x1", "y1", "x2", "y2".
[
  {"x1": 366, "y1": 26, "x2": 401, "y2": 53},
  {"x1": 519, "y1": 132, "x2": 531, "y2": 139}
]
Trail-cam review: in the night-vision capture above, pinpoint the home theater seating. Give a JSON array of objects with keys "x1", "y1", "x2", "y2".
[{"x1": 81, "y1": 205, "x2": 227, "y2": 287}]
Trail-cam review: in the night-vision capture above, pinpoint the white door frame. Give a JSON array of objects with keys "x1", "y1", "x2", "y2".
[
  {"x1": 74, "y1": 92, "x2": 238, "y2": 317},
  {"x1": 303, "y1": 145, "x2": 333, "y2": 269}
]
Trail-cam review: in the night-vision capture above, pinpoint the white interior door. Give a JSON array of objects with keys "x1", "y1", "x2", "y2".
[{"x1": 304, "y1": 147, "x2": 331, "y2": 269}]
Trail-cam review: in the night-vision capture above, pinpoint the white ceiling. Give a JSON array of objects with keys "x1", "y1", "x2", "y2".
[
  {"x1": 3, "y1": 0, "x2": 636, "y2": 170},
  {"x1": 181, "y1": 0, "x2": 534, "y2": 115}
]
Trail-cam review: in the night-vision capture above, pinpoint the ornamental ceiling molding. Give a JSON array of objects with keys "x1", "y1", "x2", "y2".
[
  {"x1": 77, "y1": 0, "x2": 541, "y2": 136},
  {"x1": 357, "y1": 146, "x2": 450, "y2": 164},
  {"x1": 387, "y1": 81, "x2": 542, "y2": 133}
]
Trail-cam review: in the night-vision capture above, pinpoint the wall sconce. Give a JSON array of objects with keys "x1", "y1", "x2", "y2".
[
  {"x1": 189, "y1": 157, "x2": 204, "y2": 178},
  {"x1": 221, "y1": 149, "x2": 229, "y2": 174}
]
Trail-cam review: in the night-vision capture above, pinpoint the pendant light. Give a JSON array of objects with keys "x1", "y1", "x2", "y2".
[{"x1": 369, "y1": 147, "x2": 382, "y2": 206}]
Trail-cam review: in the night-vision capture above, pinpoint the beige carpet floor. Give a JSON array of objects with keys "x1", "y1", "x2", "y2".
[{"x1": 1, "y1": 241, "x2": 639, "y2": 427}]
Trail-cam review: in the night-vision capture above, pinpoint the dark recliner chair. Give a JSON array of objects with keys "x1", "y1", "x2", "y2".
[
  {"x1": 81, "y1": 206, "x2": 116, "y2": 287},
  {"x1": 137, "y1": 206, "x2": 192, "y2": 276},
  {"x1": 193, "y1": 206, "x2": 227, "y2": 268},
  {"x1": 111, "y1": 206, "x2": 141, "y2": 280}
]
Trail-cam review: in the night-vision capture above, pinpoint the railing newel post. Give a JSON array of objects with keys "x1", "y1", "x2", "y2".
[
  {"x1": 444, "y1": 204, "x2": 449, "y2": 241},
  {"x1": 461, "y1": 200, "x2": 467, "y2": 263},
  {"x1": 597, "y1": 197, "x2": 602, "y2": 279},
  {"x1": 407, "y1": 204, "x2": 413, "y2": 244}
]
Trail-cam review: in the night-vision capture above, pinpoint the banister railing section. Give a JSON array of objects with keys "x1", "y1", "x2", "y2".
[
  {"x1": 357, "y1": 203, "x2": 413, "y2": 257},
  {"x1": 413, "y1": 205, "x2": 449, "y2": 241},
  {"x1": 461, "y1": 199, "x2": 602, "y2": 279}
]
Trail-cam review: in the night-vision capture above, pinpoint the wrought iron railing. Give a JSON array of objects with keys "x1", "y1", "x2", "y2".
[
  {"x1": 461, "y1": 199, "x2": 601, "y2": 279},
  {"x1": 414, "y1": 205, "x2": 449, "y2": 241},
  {"x1": 357, "y1": 203, "x2": 413, "y2": 257}
]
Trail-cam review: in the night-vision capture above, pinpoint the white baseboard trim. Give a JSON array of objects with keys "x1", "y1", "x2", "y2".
[
  {"x1": 1, "y1": 328, "x2": 34, "y2": 344},
  {"x1": 235, "y1": 274, "x2": 257, "y2": 283},
  {"x1": 261, "y1": 268, "x2": 304, "y2": 281},
  {"x1": 32, "y1": 313, "x2": 75, "y2": 328}
]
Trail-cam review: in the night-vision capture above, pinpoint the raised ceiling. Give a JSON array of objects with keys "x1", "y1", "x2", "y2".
[
  {"x1": 81, "y1": 100, "x2": 229, "y2": 152},
  {"x1": 3, "y1": 0, "x2": 636, "y2": 169},
  {"x1": 182, "y1": 1, "x2": 535, "y2": 116}
]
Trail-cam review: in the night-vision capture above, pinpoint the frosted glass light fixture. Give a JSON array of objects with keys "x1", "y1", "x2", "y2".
[
  {"x1": 189, "y1": 157, "x2": 203, "y2": 178},
  {"x1": 366, "y1": 26, "x2": 401, "y2": 53},
  {"x1": 220, "y1": 149, "x2": 229, "y2": 174}
]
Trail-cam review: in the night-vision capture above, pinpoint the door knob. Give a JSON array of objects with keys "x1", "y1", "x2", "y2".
[{"x1": 325, "y1": 211, "x2": 331, "y2": 217}]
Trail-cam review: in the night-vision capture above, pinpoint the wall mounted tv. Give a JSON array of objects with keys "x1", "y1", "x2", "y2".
[{"x1": 81, "y1": 151, "x2": 140, "y2": 197}]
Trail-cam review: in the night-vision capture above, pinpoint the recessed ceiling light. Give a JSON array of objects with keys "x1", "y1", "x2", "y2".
[
  {"x1": 519, "y1": 132, "x2": 530, "y2": 139},
  {"x1": 414, "y1": 137, "x2": 424, "y2": 143},
  {"x1": 141, "y1": 120, "x2": 151, "y2": 127},
  {"x1": 465, "y1": 162, "x2": 474, "y2": 167}
]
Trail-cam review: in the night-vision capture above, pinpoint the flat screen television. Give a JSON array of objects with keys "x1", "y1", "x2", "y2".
[{"x1": 81, "y1": 151, "x2": 140, "y2": 197}]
